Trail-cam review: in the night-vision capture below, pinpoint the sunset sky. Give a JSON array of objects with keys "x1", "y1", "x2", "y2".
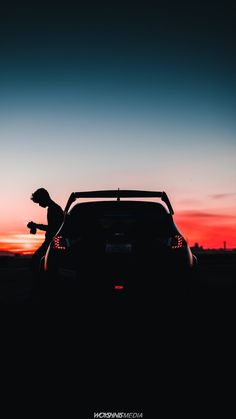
[{"x1": 0, "y1": 2, "x2": 236, "y2": 254}]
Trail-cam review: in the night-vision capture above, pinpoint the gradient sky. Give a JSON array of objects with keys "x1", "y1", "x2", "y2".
[{"x1": 0, "y1": 1, "x2": 236, "y2": 253}]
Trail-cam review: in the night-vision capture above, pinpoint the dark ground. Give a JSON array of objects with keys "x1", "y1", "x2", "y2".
[
  {"x1": 0, "y1": 252, "x2": 236, "y2": 305},
  {"x1": 1, "y1": 253, "x2": 236, "y2": 415}
]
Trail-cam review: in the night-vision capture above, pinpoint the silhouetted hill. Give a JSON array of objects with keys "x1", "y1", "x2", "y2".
[
  {"x1": 0, "y1": 254, "x2": 31, "y2": 268},
  {"x1": 0, "y1": 251, "x2": 14, "y2": 257}
]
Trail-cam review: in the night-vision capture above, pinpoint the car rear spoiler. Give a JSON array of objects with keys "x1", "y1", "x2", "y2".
[{"x1": 64, "y1": 190, "x2": 174, "y2": 215}]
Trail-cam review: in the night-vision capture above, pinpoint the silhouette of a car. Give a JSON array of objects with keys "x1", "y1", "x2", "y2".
[{"x1": 44, "y1": 190, "x2": 197, "y2": 294}]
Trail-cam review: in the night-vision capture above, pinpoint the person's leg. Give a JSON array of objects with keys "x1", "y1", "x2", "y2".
[
  {"x1": 30, "y1": 242, "x2": 49, "y2": 274},
  {"x1": 30, "y1": 242, "x2": 49, "y2": 302}
]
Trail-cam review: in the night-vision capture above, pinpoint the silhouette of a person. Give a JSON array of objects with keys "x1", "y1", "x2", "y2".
[{"x1": 27, "y1": 188, "x2": 64, "y2": 273}]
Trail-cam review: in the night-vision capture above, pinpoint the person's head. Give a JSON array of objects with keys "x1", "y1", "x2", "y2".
[{"x1": 31, "y1": 188, "x2": 51, "y2": 207}]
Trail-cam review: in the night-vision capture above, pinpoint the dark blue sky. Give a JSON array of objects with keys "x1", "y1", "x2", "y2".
[
  {"x1": 1, "y1": 2, "x2": 235, "y2": 131},
  {"x1": 1, "y1": 2, "x2": 236, "y2": 83}
]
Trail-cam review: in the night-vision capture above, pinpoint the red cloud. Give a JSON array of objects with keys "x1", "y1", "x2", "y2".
[{"x1": 210, "y1": 193, "x2": 236, "y2": 199}]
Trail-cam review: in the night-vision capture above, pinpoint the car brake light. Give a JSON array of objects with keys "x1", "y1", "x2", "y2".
[
  {"x1": 114, "y1": 285, "x2": 124, "y2": 290},
  {"x1": 171, "y1": 234, "x2": 186, "y2": 249},
  {"x1": 52, "y1": 235, "x2": 67, "y2": 250}
]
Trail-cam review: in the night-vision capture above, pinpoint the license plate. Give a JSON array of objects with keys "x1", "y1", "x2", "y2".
[{"x1": 105, "y1": 243, "x2": 132, "y2": 253}]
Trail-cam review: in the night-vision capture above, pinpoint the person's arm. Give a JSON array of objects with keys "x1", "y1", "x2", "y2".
[
  {"x1": 35, "y1": 223, "x2": 48, "y2": 231},
  {"x1": 27, "y1": 221, "x2": 47, "y2": 231}
]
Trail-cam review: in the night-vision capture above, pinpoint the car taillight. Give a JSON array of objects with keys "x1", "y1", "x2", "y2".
[
  {"x1": 170, "y1": 234, "x2": 186, "y2": 249},
  {"x1": 52, "y1": 235, "x2": 67, "y2": 250}
]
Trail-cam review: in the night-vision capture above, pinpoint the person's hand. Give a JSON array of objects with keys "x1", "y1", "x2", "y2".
[{"x1": 27, "y1": 221, "x2": 36, "y2": 229}]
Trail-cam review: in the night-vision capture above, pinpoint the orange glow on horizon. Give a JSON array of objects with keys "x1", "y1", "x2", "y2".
[
  {"x1": 0, "y1": 232, "x2": 45, "y2": 255},
  {"x1": 175, "y1": 211, "x2": 236, "y2": 249},
  {"x1": 0, "y1": 210, "x2": 236, "y2": 254}
]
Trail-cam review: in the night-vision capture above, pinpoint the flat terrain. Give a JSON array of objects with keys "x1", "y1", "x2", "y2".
[{"x1": 0, "y1": 252, "x2": 236, "y2": 306}]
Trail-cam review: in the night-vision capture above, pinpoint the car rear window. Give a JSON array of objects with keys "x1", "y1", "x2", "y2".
[{"x1": 64, "y1": 201, "x2": 172, "y2": 237}]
